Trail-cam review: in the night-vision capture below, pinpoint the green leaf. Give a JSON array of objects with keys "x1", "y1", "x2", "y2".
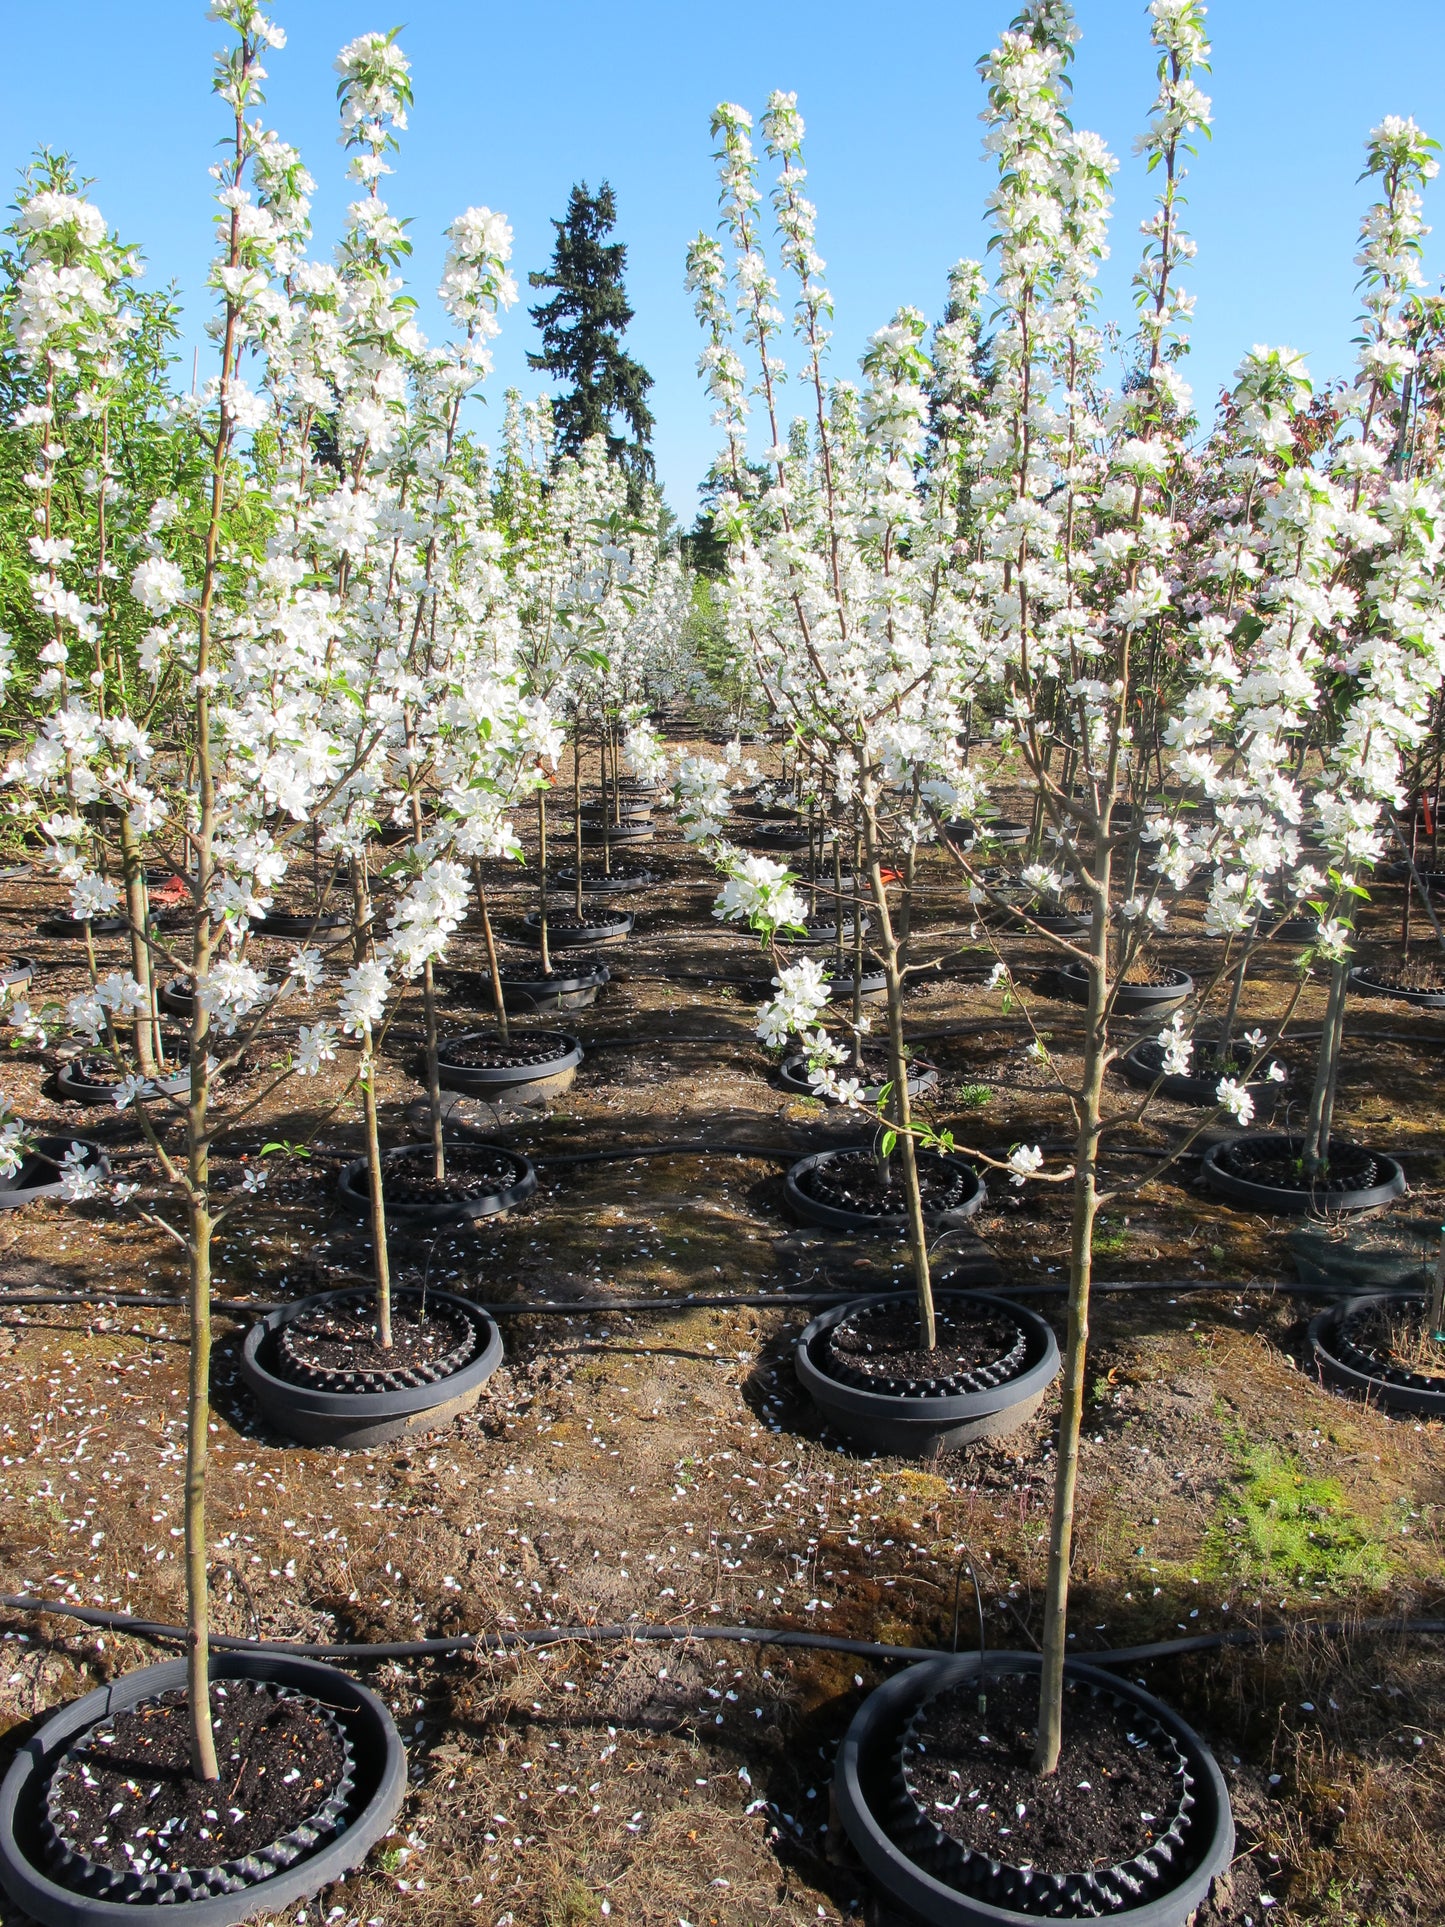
[
  {"x1": 881, "y1": 1130, "x2": 897, "y2": 1158},
  {"x1": 259, "y1": 1140, "x2": 309, "y2": 1159}
]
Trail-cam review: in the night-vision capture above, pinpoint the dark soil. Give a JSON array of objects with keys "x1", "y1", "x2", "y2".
[
  {"x1": 823, "y1": 1302, "x2": 1023, "y2": 1390},
  {"x1": 45, "y1": 1679, "x2": 345, "y2": 1880},
  {"x1": 801, "y1": 1149, "x2": 972, "y2": 1216},
  {"x1": 44, "y1": 915, "x2": 126, "y2": 936},
  {"x1": 904, "y1": 1671, "x2": 1186, "y2": 1876},
  {"x1": 274, "y1": 1295, "x2": 479, "y2": 1391},
  {"x1": 1338, "y1": 1300, "x2": 1445, "y2": 1382},
  {"x1": 440, "y1": 1032, "x2": 573, "y2": 1070},
  {"x1": 257, "y1": 910, "x2": 346, "y2": 931},
  {"x1": 550, "y1": 867, "x2": 651, "y2": 889},
  {"x1": 780, "y1": 914, "x2": 865, "y2": 941},
  {"x1": 500, "y1": 957, "x2": 605, "y2": 984},
  {"x1": 383, "y1": 1144, "x2": 528, "y2": 1205},
  {"x1": 1357, "y1": 960, "x2": 1445, "y2": 993},
  {"x1": 1215, "y1": 1138, "x2": 1381, "y2": 1195},
  {"x1": 1119, "y1": 962, "x2": 1188, "y2": 988},
  {"x1": 61, "y1": 1054, "x2": 125, "y2": 1089},
  {"x1": 530, "y1": 912, "x2": 629, "y2": 934}
]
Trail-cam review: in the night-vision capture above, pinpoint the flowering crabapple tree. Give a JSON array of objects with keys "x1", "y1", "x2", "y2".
[
  {"x1": 0, "y1": 1, "x2": 564, "y2": 1783},
  {"x1": 0, "y1": 157, "x2": 211, "y2": 1078},
  {"x1": 686, "y1": 87, "x2": 1041, "y2": 1359},
  {"x1": 0, "y1": 1, "x2": 355, "y2": 1782},
  {"x1": 928, "y1": 1, "x2": 1445, "y2": 1775},
  {"x1": 688, "y1": 0, "x2": 1445, "y2": 1784}
]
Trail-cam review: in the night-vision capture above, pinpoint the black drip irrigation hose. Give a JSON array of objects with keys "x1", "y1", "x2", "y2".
[
  {"x1": 1, "y1": 1591, "x2": 1442, "y2": 1673},
  {"x1": 0, "y1": 1274, "x2": 1376, "y2": 1320}
]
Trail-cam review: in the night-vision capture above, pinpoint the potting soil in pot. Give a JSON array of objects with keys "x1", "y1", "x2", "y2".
[
  {"x1": 823, "y1": 1300, "x2": 1026, "y2": 1395},
  {"x1": 382, "y1": 1143, "x2": 527, "y2": 1205},
  {"x1": 276, "y1": 1295, "x2": 480, "y2": 1391},
  {"x1": 44, "y1": 1679, "x2": 348, "y2": 1895},
  {"x1": 1356, "y1": 960, "x2": 1445, "y2": 994},
  {"x1": 903, "y1": 1671, "x2": 1190, "y2": 1878},
  {"x1": 1336, "y1": 1298, "x2": 1445, "y2": 1383},
  {"x1": 442, "y1": 1034, "x2": 571, "y2": 1070},
  {"x1": 802, "y1": 1149, "x2": 971, "y2": 1216},
  {"x1": 1214, "y1": 1139, "x2": 1381, "y2": 1195}
]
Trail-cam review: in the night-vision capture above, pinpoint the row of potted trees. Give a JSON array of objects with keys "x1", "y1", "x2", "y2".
[{"x1": 1, "y1": 0, "x2": 1442, "y2": 1924}]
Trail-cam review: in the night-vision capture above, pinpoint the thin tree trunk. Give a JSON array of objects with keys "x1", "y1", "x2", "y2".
[
  {"x1": 352, "y1": 861, "x2": 392, "y2": 1346},
  {"x1": 851, "y1": 813, "x2": 865, "y2": 1072},
  {"x1": 1303, "y1": 956, "x2": 1349, "y2": 1176},
  {"x1": 832, "y1": 819, "x2": 846, "y2": 979},
  {"x1": 1218, "y1": 949, "x2": 1248, "y2": 1062},
  {"x1": 807, "y1": 796, "x2": 819, "y2": 916},
  {"x1": 1033, "y1": 879, "x2": 1110, "y2": 1774},
  {"x1": 473, "y1": 866, "x2": 510, "y2": 1045},
  {"x1": 1315, "y1": 957, "x2": 1351, "y2": 1161},
  {"x1": 184, "y1": 1199, "x2": 217, "y2": 1781},
  {"x1": 422, "y1": 958, "x2": 444, "y2": 1182},
  {"x1": 601, "y1": 724, "x2": 613, "y2": 876},
  {"x1": 118, "y1": 819, "x2": 160, "y2": 1075},
  {"x1": 862, "y1": 793, "x2": 933, "y2": 1350},
  {"x1": 537, "y1": 791, "x2": 552, "y2": 975},
  {"x1": 573, "y1": 718, "x2": 584, "y2": 918}
]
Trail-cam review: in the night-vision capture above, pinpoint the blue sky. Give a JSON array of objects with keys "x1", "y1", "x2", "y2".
[{"x1": 4, "y1": 2, "x2": 1444, "y2": 520}]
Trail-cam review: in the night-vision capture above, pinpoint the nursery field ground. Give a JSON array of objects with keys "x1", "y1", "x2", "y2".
[{"x1": 0, "y1": 752, "x2": 1443, "y2": 1927}]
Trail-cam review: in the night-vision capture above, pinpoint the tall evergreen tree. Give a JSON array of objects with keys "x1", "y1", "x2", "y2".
[{"x1": 528, "y1": 181, "x2": 655, "y2": 497}]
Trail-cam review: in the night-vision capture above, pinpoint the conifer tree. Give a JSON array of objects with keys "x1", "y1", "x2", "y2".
[{"x1": 528, "y1": 181, "x2": 655, "y2": 496}]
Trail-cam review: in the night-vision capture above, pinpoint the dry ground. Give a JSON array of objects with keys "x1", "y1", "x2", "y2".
[{"x1": 0, "y1": 757, "x2": 1442, "y2": 1927}]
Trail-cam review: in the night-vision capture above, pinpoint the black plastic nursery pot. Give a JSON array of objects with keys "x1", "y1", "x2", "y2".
[
  {"x1": 41, "y1": 915, "x2": 127, "y2": 939},
  {"x1": 1055, "y1": 961, "x2": 1193, "y2": 1015},
  {"x1": 55, "y1": 1054, "x2": 191, "y2": 1108},
  {"x1": 1005, "y1": 910, "x2": 1091, "y2": 938},
  {"x1": 1308, "y1": 1291, "x2": 1445, "y2": 1417},
  {"x1": 772, "y1": 963, "x2": 887, "y2": 1008},
  {"x1": 0, "y1": 954, "x2": 36, "y2": 991},
  {"x1": 778, "y1": 1053, "x2": 937, "y2": 1106},
  {"x1": 747, "y1": 824, "x2": 817, "y2": 852},
  {"x1": 159, "y1": 978, "x2": 196, "y2": 1018},
  {"x1": 1348, "y1": 963, "x2": 1445, "y2": 1009},
  {"x1": 499, "y1": 960, "x2": 610, "y2": 1012},
  {"x1": 735, "y1": 798, "x2": 800, "y2": 822},
  {"x1": 578, "y1": 801, "x2": 653, "y2": 826},
  {"x1": 160, "y1": 976, "x2": 279, "y2": 1020},
  {"x1": 777, "y1": 913, "x2": 869, "y2": 945},
  {"x1": 1202, "y1": 1133, "x2": 1406, "y2": 1215},
  {"x1": 241, "y1": 1286, "x2": 504, "y2": 1449},
  {"x1": 785, "y1": 1147, "x2": 984, "y2": 1234},
  {"x1": 0, "y1": 1136, "x2": 108, "y2": 1211},
  {"x1": 337, "y1": 1141, "x2": 537, "y2": 1227},
  {"x1": 551, "y1": 866, "x2": 656, "y2": 896},
  {"x1": 0, "y1": 1650, "x2": 405, "y2": 1927},
  {"x1": 1116, "y1": 1036, "x2": 1286, "y2": 1110},
  {"x1": 521, "y1": 908, "x2": 633, "y2": 950},
  {"x1": 253, "y1": 910, "x2": 347, "y2": 941},
  {"x1": 978, "y1": 818, "x2": 1029, "y2": 847},
  {"x1": 795, "y1": 1292, "x2": 1059, "y2": 1457},
  {"x1": 578, "y1": 821, "x2": 654, "y2": 846},
  {"x1": 437, "y1": 1028, "x2": 582, "y2": 1104},
  {"x1": 834, "y1": 1652, "x2": 1234, "y2": 1927}
]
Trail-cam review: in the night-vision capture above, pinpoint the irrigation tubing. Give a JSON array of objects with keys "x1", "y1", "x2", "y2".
[
  {"x1": 0, "y1": 1274, "x2": 1378, "y2": 1320},
  {"x1": 1, "y1": 1592, "x2": 1442, "y2": 1673}
]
